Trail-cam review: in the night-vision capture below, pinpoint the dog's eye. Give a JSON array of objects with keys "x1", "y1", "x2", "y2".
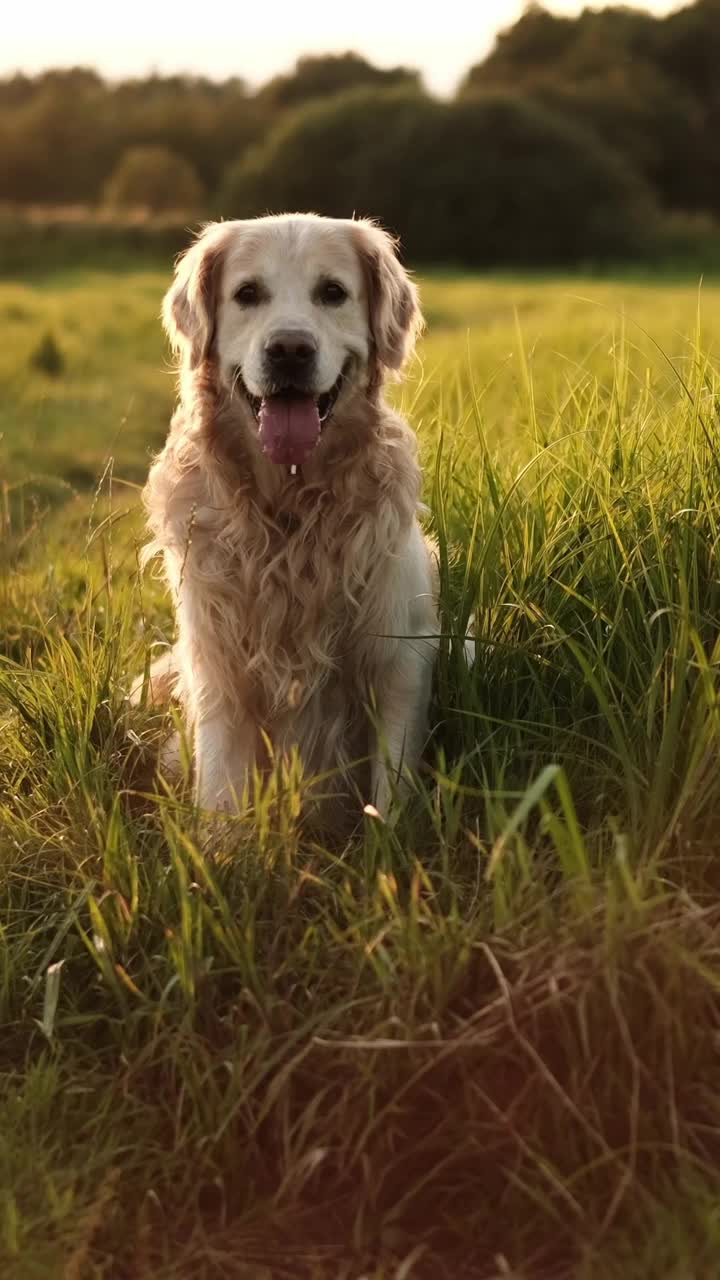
[
  {"x1": 234, "y1": 282, "x2": 260, "y2": 306},
  {"x1": 317, "y1": 279, "x2": 348, "y2": 306}
]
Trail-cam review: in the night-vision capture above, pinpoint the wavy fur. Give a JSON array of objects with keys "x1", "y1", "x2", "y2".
[{"x1": 143, "y1": 215, "x2": 438, "y2": 815}]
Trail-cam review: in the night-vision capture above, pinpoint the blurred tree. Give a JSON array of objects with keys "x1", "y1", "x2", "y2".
[
  {"x1": 107, "y1": 75, "x2": 267, "y2": 192},
  {"x1": 221, "y1": 87, "x2": 430, "y2": 224},
  {"x1": 0, "y1": 69, "x2": 108, "y2": 202},
  {"x1": 103, "y1": 146, "x2": 205, "y2": 212},
  {"x1": 0, "y1": 4, "x2": 718, "y2": 247},
  {"x1": 257, "y1": 52, "x2": 420, "y2": 112},
  {"x1": 0, "y1": 70, "x2": 264, "y2": 205},
  {"x1": 0, "y1": 73, "x2": 38, "y2": 109},
  {"x1": 528, "y1": 74, "x2": 704, "y2": 212},
  {"x1": 459, "y1": 1, "x2": 719, "y2": 216},
  {"x1": 652, "y1": 0, "x2": 720, "y2": 211},
  {"x1": 222, "y1": 87, "x2": 655, "y2": 265},
  {"x1": 655, "y1": 0, "x2": 720, "y2": 101},
  {"x1": 459, "y1": 5, "x2": 656, "y2": 92}
]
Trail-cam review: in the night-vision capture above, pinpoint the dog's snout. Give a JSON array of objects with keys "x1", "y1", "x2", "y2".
[{"x1": 264, "y1": 329, "x2": 317, "y2": 376}]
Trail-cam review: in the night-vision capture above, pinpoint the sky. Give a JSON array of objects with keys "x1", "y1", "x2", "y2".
[{"x1": 2, "y1": 0, "x2": 686, "y2": 95}]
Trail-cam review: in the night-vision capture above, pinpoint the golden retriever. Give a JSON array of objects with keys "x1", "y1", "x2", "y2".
[{"x1": 142, "y1": 214, "x2": 438, "y2": 816}]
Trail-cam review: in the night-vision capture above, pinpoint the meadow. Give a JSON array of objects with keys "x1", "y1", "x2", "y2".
[{"x1": 2, "y1": 262, "x2": 720, "y2": 1278}]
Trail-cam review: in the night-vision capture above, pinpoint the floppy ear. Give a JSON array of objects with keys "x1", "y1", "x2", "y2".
[
  {"x1": 162, "y1": 224, "x2": 226, "y2": 370},
  {"x1": 352, "y1": 219, "x2": 423, "y2": 375}
]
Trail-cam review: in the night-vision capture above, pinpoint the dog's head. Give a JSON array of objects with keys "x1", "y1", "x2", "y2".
[{"x1": 163, "y1": 214, "x2": 422, "y2": 467}]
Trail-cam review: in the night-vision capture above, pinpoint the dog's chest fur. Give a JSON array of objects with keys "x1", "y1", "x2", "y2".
[
  {"x1": 144, "y1": 399, "x2": 421, "y2": 775},
  {"x1": 175, "y1": 473, "x2": 402, "y2": 728}
]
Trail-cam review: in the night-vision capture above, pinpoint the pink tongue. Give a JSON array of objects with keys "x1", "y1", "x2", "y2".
[{"x1": 258, "y1": 395, "x2": 321, "y2": 466}]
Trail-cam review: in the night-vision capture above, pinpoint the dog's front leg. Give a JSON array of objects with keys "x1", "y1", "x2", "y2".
[
  {"x1": 371, "y1": 641, "x2": 435, "y2": 815},
  {"x1": 194, "y1": 710, "x2": 256, "y2": 812}
]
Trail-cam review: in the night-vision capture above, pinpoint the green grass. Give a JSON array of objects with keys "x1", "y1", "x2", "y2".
[{"x1": 3, "y1": 268, "x2": 720, "y2": 1278}]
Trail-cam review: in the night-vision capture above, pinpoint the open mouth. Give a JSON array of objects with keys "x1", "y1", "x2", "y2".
[{"x1": 236, "y1": 360, "x2": 351, "y2": 467}]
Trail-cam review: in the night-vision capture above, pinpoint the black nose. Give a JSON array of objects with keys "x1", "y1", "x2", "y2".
[{"x1": 264, "y1": 329, "x2": 317, "y2": 379}]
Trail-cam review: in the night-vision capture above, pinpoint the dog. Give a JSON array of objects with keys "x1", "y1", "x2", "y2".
[{"x1": 141, "y1": 214, "x2": 439, "y2": 817}]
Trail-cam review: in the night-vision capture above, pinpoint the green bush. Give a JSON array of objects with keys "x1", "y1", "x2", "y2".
[
  {"x1": 103, "y1": 145, "x2": 205, "y2": 213},
  {"x1": 29, "y1": 330, "x2": 64, "y2": 376},
  {"x1": 220, "y1": 88, "x2": 656, "y2": 266},
  {"x1": 220, "y1": 87, "x2": 431, "y2": 227}
]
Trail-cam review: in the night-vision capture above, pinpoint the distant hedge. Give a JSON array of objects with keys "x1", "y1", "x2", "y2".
[
  {"x1": 221, "y1": 89, "x2": 656, "y2": 265},
  {"x1": 1, "y1": 203, "x2": 720, "y2": 280},
  {"x1": 0, "y1": 207, "x2": 189, "y2": 276}
]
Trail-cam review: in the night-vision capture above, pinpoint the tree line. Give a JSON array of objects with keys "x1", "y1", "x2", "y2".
[{"x1": 2, "y1": 1, "x2": 719, "y2": 265}]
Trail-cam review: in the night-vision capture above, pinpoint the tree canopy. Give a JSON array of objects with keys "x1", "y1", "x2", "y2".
[{"x1": 0, "y1": 3, "x2": 717, "y2": 264}]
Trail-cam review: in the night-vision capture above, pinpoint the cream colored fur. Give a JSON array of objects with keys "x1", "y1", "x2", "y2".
[{"x1": 142, "y1": 214, "x2": 438, "y2": 816}]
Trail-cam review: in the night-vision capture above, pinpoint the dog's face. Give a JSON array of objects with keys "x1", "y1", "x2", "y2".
[{"x1": 163, "y1": 215, "x2": 421, "y2": 467}]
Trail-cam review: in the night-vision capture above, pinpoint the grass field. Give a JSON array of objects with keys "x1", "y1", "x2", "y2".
[{"x1": 3, "y1": 265, "x2": 720, "y2": 1278}]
